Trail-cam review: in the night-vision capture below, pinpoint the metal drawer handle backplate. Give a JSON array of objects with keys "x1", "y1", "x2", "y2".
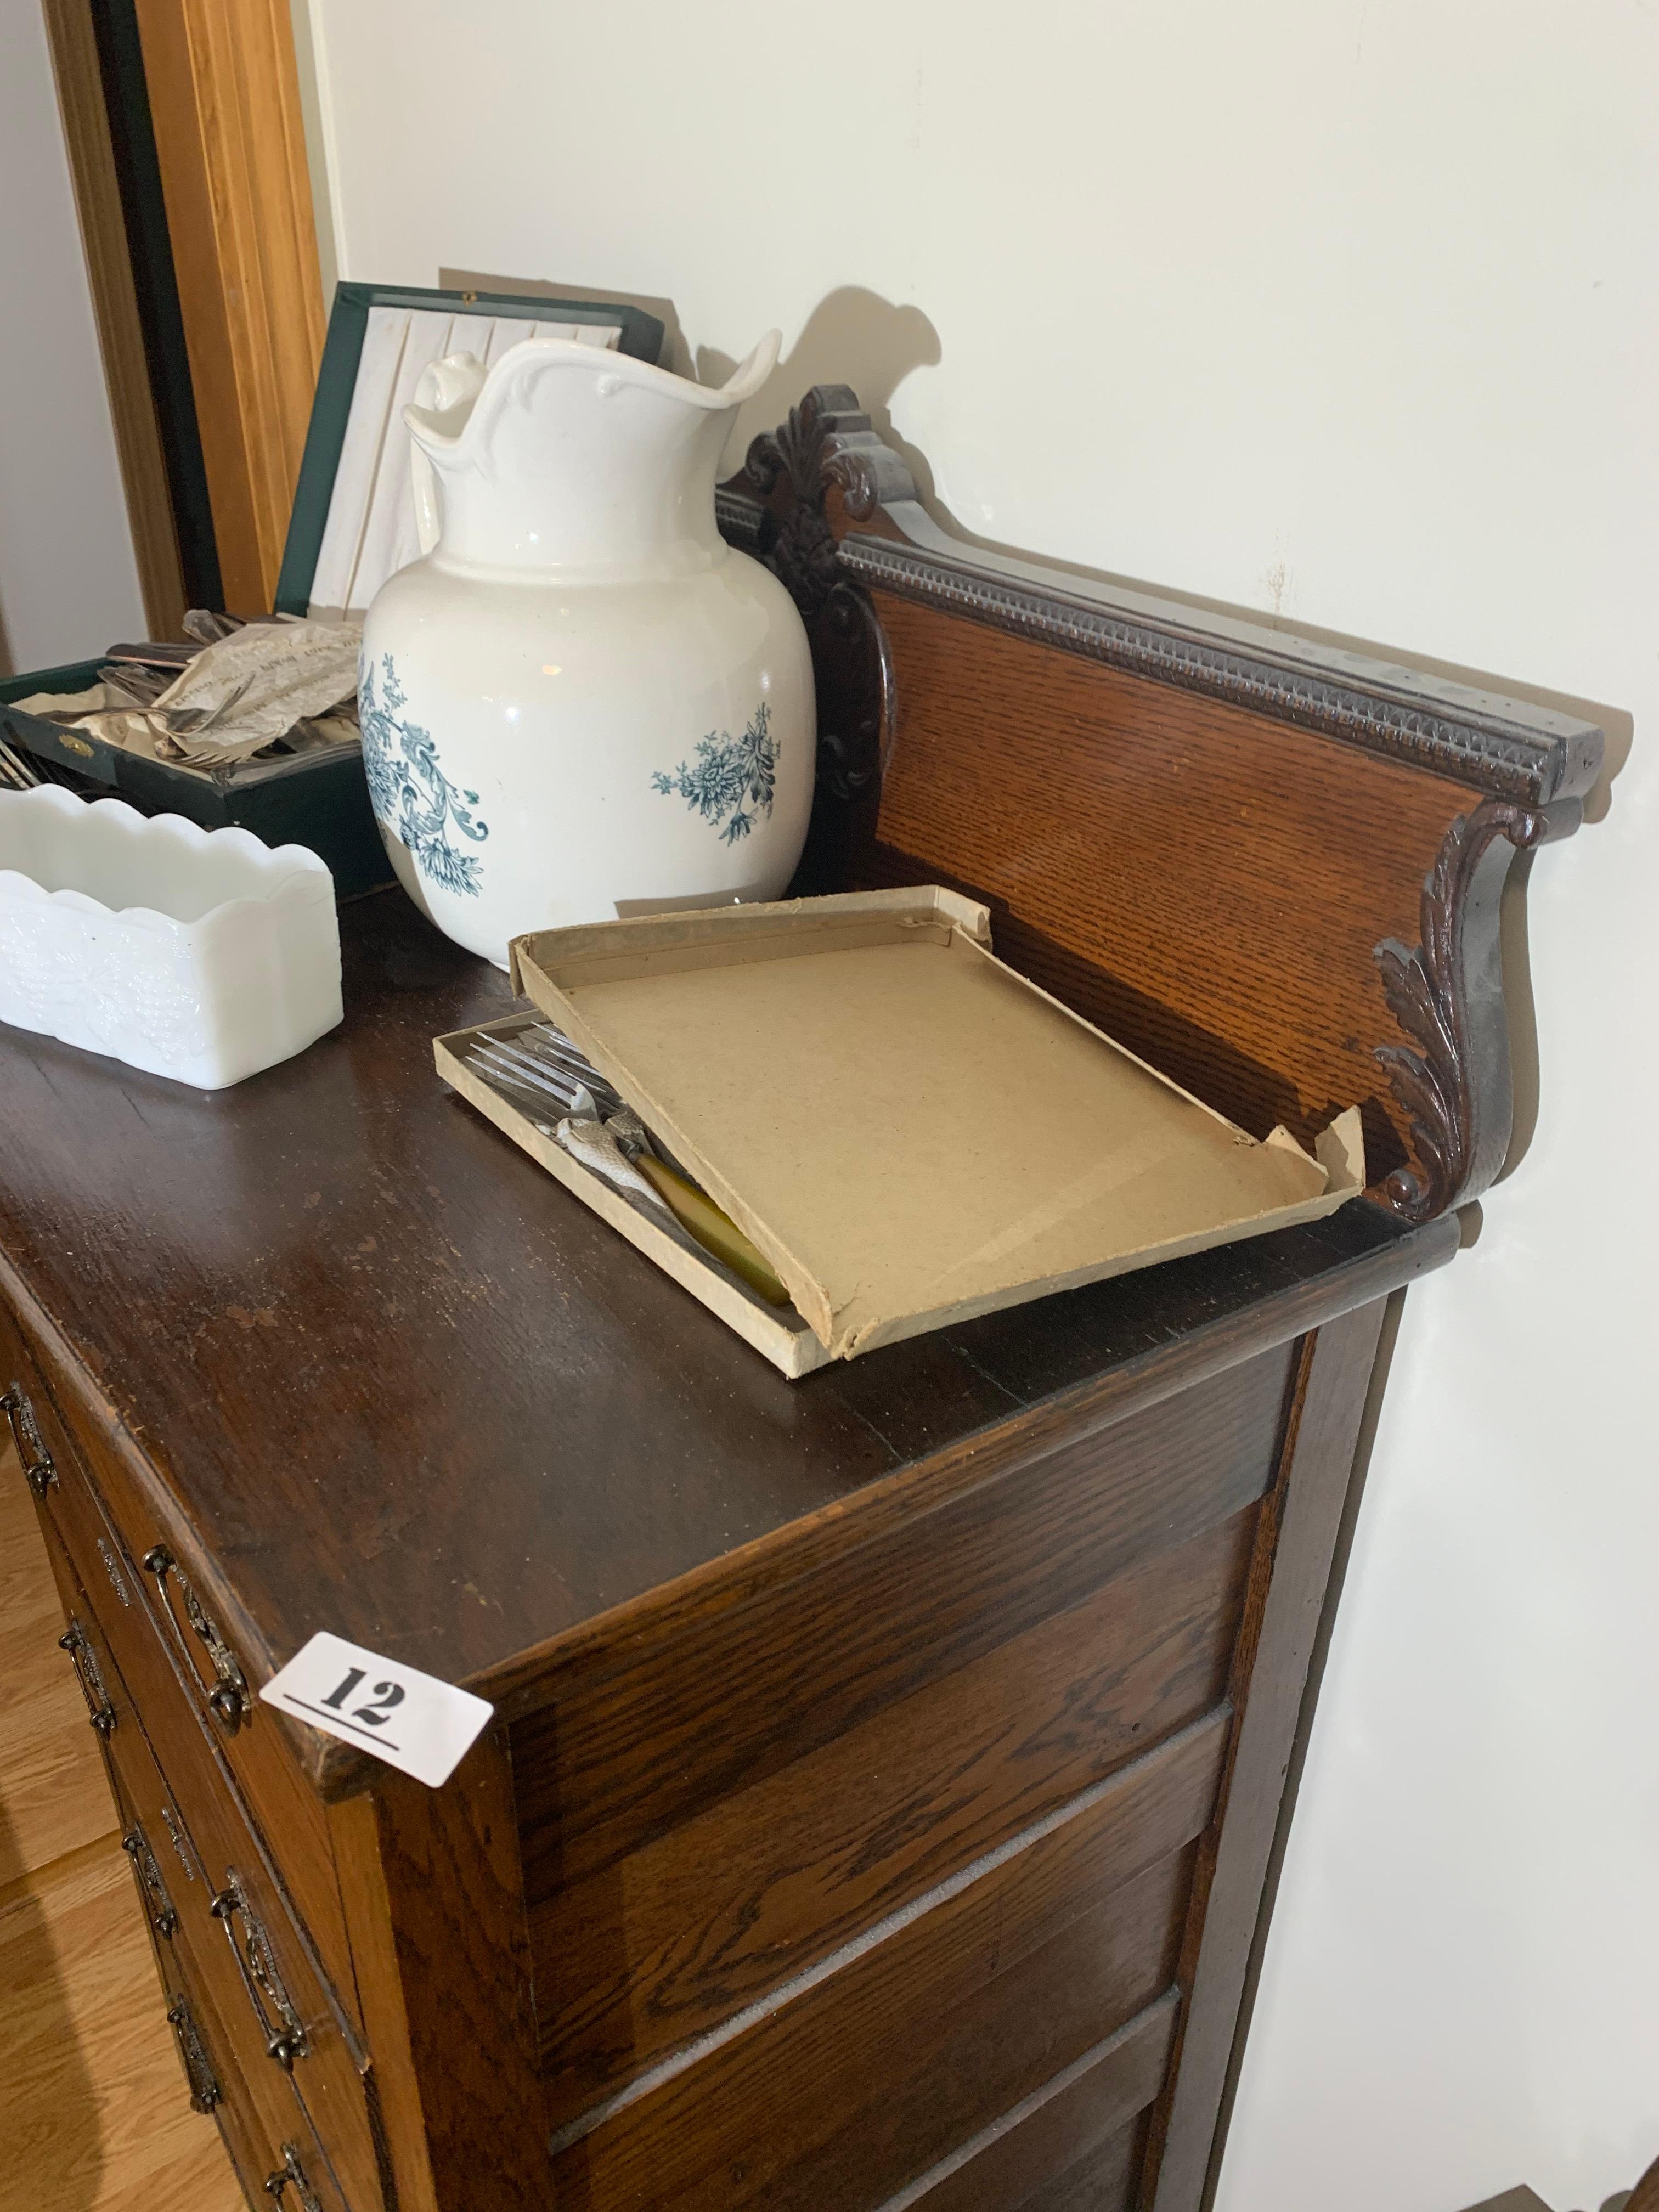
[
  {"x1": 2, "y1": 1381, "x2": 57, "y2": 1497},
  {"x1": 160, "y1": 1801, "x2": 198, "y2": 1883},
  {"x1": 58, "y1": 1621, "x2": 116, "y2": 1735},
  {"x1": 142, "y1": 1544, "x2": 251, "y2": 1733},
  {"x1": 211, "y1": 1872, "x2": 307, "y2": 2068},
  {"x1": 165, "y1": 1994, "x2": 222, "y2": 2113},
  {"x1": 265, "y1": 2145, "x2": 324, "y2": 2211},
  {"x1": 123, "y1": 1822, "x2": 179, "y2": 1938}
]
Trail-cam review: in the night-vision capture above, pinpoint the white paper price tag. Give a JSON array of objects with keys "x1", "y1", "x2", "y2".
[{"x1": 261, "y1": 1632, "x2": 493, "y2": 1788}]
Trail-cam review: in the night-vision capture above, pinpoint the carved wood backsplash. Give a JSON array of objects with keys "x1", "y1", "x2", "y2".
[
  {"x1": 861, "y1": 597, "x2": 1477, "y2": 1191},
  {"x1": 720, "y1": 386, "x2": 1604, "y2": 1221}
]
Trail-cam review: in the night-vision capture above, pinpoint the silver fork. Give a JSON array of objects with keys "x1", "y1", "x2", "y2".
[
  {"x1": 462, "y1": 1024, "x2": 789, "y2": 1304},
  {"x1": 467, "y1": 1039, "x2": 600, "y2": 1121},
  {"x1": 469, "y1": 1023, "x2": 626, "y2": 1108},
  {"x1": 465, "y1": 1035, "x2": 676, "y2": 1223},
  {"x1": 513, "y1": 1024, "x2": 628, "y2": 1110},
  {"x1": 0, "y1": 735, "x2": 42, "y2": 789},
  {"x1": 467, "y1": 1034, "x2": 663, "y2": 1160}
]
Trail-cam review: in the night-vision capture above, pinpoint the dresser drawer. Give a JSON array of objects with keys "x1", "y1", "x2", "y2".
[
  {"x1": 551, "y1": 1709, "x2": 1222, "y2": 2210},
  {"x1": 524, "y1": 1346, "x2": 1284, "y2": 2129},
  {"x1": 30, "y1": 1494, "x2": 386, "y2": 2212},
  {"x1": 154, "y1": 1951, "x2": 270, "y2": 2210},
  {"x1": 122, "y1": 1778, "x2": 348, "y2": 2212},
  {"x1": 91, "y1": 1630, "x2": 356, "y2": 2212},
  {"x1": 0, "y1": 1300, "x2": 364, "y2": 2036}
]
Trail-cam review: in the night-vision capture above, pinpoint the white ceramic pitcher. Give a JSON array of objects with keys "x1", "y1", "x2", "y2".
[{"x1": 359, "y1": 331, "x2": 814, "y2": 967}]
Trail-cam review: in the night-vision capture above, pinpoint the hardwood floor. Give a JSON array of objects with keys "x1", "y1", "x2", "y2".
[{"x1": 0, "y1": 1440, "x2": 244, "y2": 2212}]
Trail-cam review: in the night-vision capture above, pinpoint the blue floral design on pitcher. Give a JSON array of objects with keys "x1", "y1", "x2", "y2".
[
  {"x1": 359, "y1": 654, "x2": 489, "y2": 897},
  {"x1": 651, "y1": 702, "x2": 778, "y2": 846}
]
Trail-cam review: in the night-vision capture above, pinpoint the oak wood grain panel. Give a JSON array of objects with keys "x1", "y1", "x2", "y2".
[
  {"x1": 40, "y1": 0, "x2": 188, "y2": 635},
  {"x1": 131, "y1": 0, "x2": 324, "y2": 610},
  {"x1": 861, "y1": 591, "x2": 1477, "y2": 1188},
  {"x1": 534, "y1": 1505, "x2": 1254, "y2": 2121},
  {"x1": 1024, "y1": 2118, "x2": 1147, "y2": 2212},
  {"x1": 332, "y1": 1738, "x2": 550, "y2": 2212},
  {"x1": 516, "y1": 1341, "x2": 1294, "y2": 1911},
  {"x1": 550, "y1": 1713, "x2": 1222, "y2": 2210},
  {"x1": 3, "y1": 1304, "x2": 364, "y2": 2040},
  {"x1": 898, "y1": 1993, "x2": 1173, "y2": 2212},
  {"x1": 0, "y1": 1837, "x2": 246, "y2": 2212},
  {"x1": 0, "y1": 1442, "x2": 117, "y2": 1880},
  {"x1": 1146, "y1": 1304, "x2": 1389, "y2": 2211}
]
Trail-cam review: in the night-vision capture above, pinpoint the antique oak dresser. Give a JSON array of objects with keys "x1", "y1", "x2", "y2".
[{"x1": 0, "y1": 389, "x2": 1600, "y2": 2211}]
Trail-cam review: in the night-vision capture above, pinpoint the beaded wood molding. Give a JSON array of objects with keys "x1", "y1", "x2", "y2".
[{"x1": 719, "y1": 386, "x2": 1603, "y2": 1222}]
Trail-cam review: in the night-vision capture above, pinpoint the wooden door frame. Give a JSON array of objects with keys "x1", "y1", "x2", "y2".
[
  {"x1": 128, "y1": 0, "x2": 326, "y2": 614},
  {"x1": 41, "y1": 0, "x2": 189, "y2": 636}
]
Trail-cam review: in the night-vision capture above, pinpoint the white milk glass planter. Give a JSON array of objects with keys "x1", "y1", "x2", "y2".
[{"x1": 0, "y1": 787, "x2": 342, "y2": 1089}]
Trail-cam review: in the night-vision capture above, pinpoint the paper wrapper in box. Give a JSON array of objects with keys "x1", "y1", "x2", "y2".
[
  {"x1": 0, "y1": 282, "x2": 664, "y2": 896},
  {"x1": 466, "y1": 887, "x2": 1365, "y2": 1375}
]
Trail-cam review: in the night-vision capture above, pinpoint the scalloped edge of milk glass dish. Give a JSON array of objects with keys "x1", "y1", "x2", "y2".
[{"x1": 0, "y1": 786, "x2": 343, "y2": 1090}]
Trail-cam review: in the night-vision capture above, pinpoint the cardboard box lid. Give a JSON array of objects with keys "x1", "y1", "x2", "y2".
[
  {"x1": 275, "y1": 282, "x2": 665, "y2": 622},
  {"x1": 511, "y1": 886, "x2": 1365, "y2": 1361}
]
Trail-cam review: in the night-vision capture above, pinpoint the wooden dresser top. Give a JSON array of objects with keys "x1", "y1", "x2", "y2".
[{"x1": 0, "y1": 889, "x2": 1452, "y2": 1711}]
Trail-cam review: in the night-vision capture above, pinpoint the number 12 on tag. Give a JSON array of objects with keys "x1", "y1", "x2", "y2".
[{"x1": 260, "y1": 1630, "x2": 493, "y2": 1788}]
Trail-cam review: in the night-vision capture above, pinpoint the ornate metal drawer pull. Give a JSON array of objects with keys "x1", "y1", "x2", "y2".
[
  {"x1": 2, "y1": 1381, "x2": 57, "y2": 1497},
  {"x1": 264, "y1": 2145, "x2": 324, "y2": 2210},
  {"x1": 58, "y1": 1621, "x2": 116, "y2": 1735},
  {"x1": 165, "y1": 1994, "x2": 222, "y2": 2113},
  {"x1": 210, "y1": 1873, "x2": 307, "y2": 2069},
  {"x1": 142, "y1": 1543, "x2": 251, "y2": 1733},
  {"x1": 122, "y1": 1822, "x2": 179, "y2": 1938}
]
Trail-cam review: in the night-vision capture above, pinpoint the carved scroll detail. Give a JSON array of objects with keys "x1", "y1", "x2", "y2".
[
  {"x1": 730, "y1": 390, "x2": 907, "y2": 892},
  {"x1": 1373, "y1": 801, "x2": 1549, "y2": 1221},
  {"x1": 743, "y1": 386, "x2": 917, "y2": 615}
]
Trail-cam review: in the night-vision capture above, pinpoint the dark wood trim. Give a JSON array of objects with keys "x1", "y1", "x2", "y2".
[
  {"x1": 1372, "y1": 799, "x2": 1560, "y2": 1218},
  {"x1": 331, "y1": 1728, "x2": 548, "y2": 2212},
  {"x1": 41, "y1": 0, "x2": 189, "y2": 635},
  {"x1": 1197, "y1": 1286, "x2": 1408, "y2": 2202},
  {"x1": 834, "y1": 532, "x2": 1599, "y2": 808},
  {"x1": 1142, "y1": 1301, "x2": 1391, "y2": 2210},
  {"x1": 725, "y1": 390, "x2": 1603, "y2": 810}
]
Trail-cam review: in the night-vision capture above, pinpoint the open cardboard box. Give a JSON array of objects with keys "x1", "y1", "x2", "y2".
[{"x1": 436, "y1": 887, "x2": 1365, "y2": 1377}]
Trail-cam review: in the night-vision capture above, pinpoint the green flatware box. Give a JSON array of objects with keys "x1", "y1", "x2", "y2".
[{"x1": 0, "y1": 281, "x2": 664, "y2": 897}]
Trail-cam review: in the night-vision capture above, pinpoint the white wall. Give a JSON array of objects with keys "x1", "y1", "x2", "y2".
[
  {"x1": 303, "y1": 2, "x2": 1657, "y2": 2204},
  {"x1": 0, "y1": 0, "x2": 144, "y2": 670}
]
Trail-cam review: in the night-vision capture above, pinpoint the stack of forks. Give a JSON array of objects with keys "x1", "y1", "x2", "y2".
[
  {"x1": 469, "y1": 1024, "x2": 625, "y2": 1125},
  {"x1": 464, "y1": 1023, "x2": 788, "y2": 1306},
  {"x1": 0, "y1": 735, "x2": 41, "y2": 790}
]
